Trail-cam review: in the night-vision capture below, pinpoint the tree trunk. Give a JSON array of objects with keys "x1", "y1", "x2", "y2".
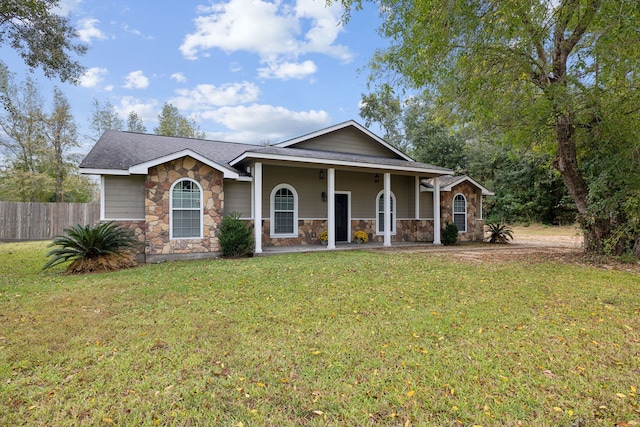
[{"x1": 552, "y1": 112, "x2": 610, "y2": 253}]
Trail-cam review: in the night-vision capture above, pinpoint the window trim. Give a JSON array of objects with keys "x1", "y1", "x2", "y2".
[
  {"x1": 270, "y1": 183, "x2": 298, "y2": 238},
  {"x1": 170, "y1": 178, "x2": 203, "y2": 240},
  {"x1": 375, "y1": 190, "x2": 396, "y2": 235},
  {"x1": 453, "y1": 193, "x2": 467, "y2": 233}
]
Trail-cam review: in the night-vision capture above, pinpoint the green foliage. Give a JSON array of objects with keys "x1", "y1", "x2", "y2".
[
  {"x1": 217, "y1": 212, "x2": 254, "y2": 257},
  {"x1": 43, "y1": 221, "x2": 136, "y2": 271},
  {"x1": 126, "y1": 111, "x2": 147, "y2": 133},
  {"x1": 89, "y1": 99, "x2": 123, "y2": 142},
  {"x1": 485, "y1": 222, "x2": 514, "y2": 244},
  {"x1": 154, "y1": 103, "x2": 205, "y2": 139},
  {"x1": 0, "y1": 68, "x2": 92, "y2": 202},
  {"x1": 441, "y1": 221, "x2": 458, "y2": 245},
  {"x1": 340, "y1": 0, "x2": 640, "y2": 257},
  {"x1": 0, "y1": 0, "x2": 87, "y2": 82}
]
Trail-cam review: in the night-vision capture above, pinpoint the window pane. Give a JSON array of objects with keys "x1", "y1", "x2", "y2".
[
  {"x1": 173, "y1": 181, "x2": 200, "y2": 209},
  {"x1": 173, "y1": 210, "x2": 200, "y2": 238},
  {"x1": 274, "y1": 212, "x2": 294, "y2": 234},
  {"x1": 453, "y1": 195, "x2": 465, "y2": 213},
  {"x1": 453, "y1": 213, "x2": 466, "y2": 232}
]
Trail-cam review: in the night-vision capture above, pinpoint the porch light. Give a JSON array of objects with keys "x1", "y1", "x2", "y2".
[
  {"x1": 321, "y1": 191, "x2": 327, "y2": 202},
  {"x1": 374, "y1": 174, "x2": 380, "y2": 183},
  {"x1": 319, "y1": 169, "x2": 325, "y2": 180}
]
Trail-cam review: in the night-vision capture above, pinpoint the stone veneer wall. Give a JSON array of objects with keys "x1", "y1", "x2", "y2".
[
  {"x1": 244, "y1": 218, "x2": 436, "y2": 246},
  {"x1": 144, "y1": 157, "x2": 224, "y2": 261},
  {"x1": 440, "y1": 181, "x2": 484, "y2": 242},
  {"x1": 111, "y1": 220, "x2": 146, "y2": 262}
]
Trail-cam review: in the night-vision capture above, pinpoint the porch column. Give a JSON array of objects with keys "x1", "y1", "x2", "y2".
[
  {"x1": 384, "y1": 172, "x2": 391, "y2": 247},
  {"x1": 433, "y1": 176, "x2": 441, "y2": 245},
  {"x1": 327, "y1": 168, "x2": 336, "y2": 249},
  {"x1": 414, "y1": 176, "x2": 420, "y2": 219},
  {"x1": 253, "y1": 162, "x2": 263, "y2": 253}
]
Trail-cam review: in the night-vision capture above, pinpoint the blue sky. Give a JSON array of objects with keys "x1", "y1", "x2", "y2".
[{"x1": 2, "y1": 0, "x2": 386, "y2": 148}]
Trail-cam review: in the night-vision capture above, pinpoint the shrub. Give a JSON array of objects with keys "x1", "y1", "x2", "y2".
[
  {"x1": 441, "y1": 222, "x2": 458, "y2": 245},
  {"x1": 218, "y1": 212, "x2": 254, "y2": 257},
  {"x1": 485, "y1": 222, "x2": 514, "y2": 244},
  {"x1": 43, "y1": 221, "x2": 137, "y2": 274}
]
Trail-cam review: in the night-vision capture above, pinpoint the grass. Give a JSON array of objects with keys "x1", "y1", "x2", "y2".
[{"x1": 1, "y1": 241, "x2": 638, "y2": 426}]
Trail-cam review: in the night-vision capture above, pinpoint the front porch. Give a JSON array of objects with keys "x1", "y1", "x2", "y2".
[{"x1": 258, "y1": 240, "x2": 438, "y2": 255}]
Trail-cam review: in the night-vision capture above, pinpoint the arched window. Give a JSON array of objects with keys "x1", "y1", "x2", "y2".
[
  {"x1": 453, "y1": 193, "x2": 467, "y2": 232},
  {"x1": 376, "y1": 190, "x2": 396, "y2": 234},
  {"x1": 270, "y1": 184, "x2": 298, "y2": 237},
  {"x1": 170, "y1": 179, "x2": 202, "y2": 239}
]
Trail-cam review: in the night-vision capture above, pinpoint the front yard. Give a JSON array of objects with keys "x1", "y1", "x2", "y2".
[{"x1": 0, "y1": 237, "x2": 638, "y2": 426}]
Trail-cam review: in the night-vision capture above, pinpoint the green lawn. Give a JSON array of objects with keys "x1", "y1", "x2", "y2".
[{"x1": 1, "y1": 241, "x2": 638, "y2": 426}]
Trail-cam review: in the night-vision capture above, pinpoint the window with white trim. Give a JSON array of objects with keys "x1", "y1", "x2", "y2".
[
  {"x1": 271, "y1": 184, "x2": 298, "y2": 237},
  {"x1": 376, "y1": 190, "x2": 396, "y2": 234},
  {"x1": 171, "y1": 179, "x2": 202, "y2": 239},
  {"x1": 453, "y1": 193, "x2": 467, "y2": 232}
]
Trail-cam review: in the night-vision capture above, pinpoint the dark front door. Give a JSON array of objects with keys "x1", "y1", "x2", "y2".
[{"x1": 335, "y1": 194, "x2": 348, "y2": 242}]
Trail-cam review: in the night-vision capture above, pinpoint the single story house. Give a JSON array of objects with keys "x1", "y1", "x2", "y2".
[{"x1": 79, "y1": 120, "x2": 493, "y2": 262}]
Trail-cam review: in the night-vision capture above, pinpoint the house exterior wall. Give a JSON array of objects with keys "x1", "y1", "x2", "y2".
[
  {"x1": 292, "y1": 127, "x2": 398, "y2": 158},
  {"x1": 440, "y1": 181, "x2": 484, "y2": 242},
  {"x1": 419, "y1": 191, "x2": 435, "y2": 218},
  {"x1": 103, "y1": 175, "x2": 145, "y2": 219},
  {"x1": 143, "y1": 157, "x2": 224, "y2": 262},
  {"x1": 223, "y1": 180, "x2": 251, "y2": 218}
]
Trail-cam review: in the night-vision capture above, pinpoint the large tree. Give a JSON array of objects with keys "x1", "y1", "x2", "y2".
[
  {"x1": 337, "y1": 0, "x2": 640, "y2": 256},
  {"x1": 0, "y1": 0, "x2": 86, "y2": 82}
]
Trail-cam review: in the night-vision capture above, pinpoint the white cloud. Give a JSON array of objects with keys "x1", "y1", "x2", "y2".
[
  {"x1": 171, "y1": 72, "x2": 187, "y2": 83},
  {"x1": 201, "y1": 104, "x2": 330, "y2": 142},
  {"x1": 79, "y1": 67, "x2": 108, "y2": 88},
  {"x1": 169, "y1": 82, "x2": 260, "y2": 111},
  {"x1": 258, "y1": 60, "x2": 317, "y2": 79},
  {"x1": 77, "y1": 18, "x2": 107, "y2": 43},
  {"x1": 180, "y1": 0, "x2": 351, "y2": 79},
  {"x1": 114, "y1": 96, "x2": 159, "y2": 124},
  {"x1": 123, "y1": 70, "x2": 149, "y2": 89}
]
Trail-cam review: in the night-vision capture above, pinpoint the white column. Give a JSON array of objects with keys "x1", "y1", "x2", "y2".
[
  {"x1": 327, "y1": 168, "x2": 336, "y2": 249},
  {"x1": 414, "y1": 176, "x2": 420, "y2": 219},
  {"x1": 433, "y1": 177, "x2": 441, "y2": 245},
  {"x1": 384, "y1": 172, "x2": 391, "y2": 247},
  {"x1": 253, "y1": 162, "x2": 263, "y2": 253}
]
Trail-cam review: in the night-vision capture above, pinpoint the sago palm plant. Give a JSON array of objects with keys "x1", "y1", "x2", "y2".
[
  {"x1": 485, "y1": 222, "x2": 514, "y2": 244},
  {"x1": 43, "y1": 221, "x2": 137, "y2": 274}
]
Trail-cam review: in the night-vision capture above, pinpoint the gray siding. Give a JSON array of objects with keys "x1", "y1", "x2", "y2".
[
  {"x1": 258, "y1": 166, "x2": 418, "y2": 220},
  {"x1": 223, "y1": 180, "x2": 251, "y2": 218},
  {"x1": 103, "y1": 175, "x2": 145, "y2": 219},
  {"x1": 293, "y1": 127, "x2": 401, "y2": 159},
  {"x1": 419, "y1": 191, "x2": 435, "y2": 218}
]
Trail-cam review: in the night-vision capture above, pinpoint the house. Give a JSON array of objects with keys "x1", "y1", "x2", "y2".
[{"x1": 79, "y1": 120, "x2": 493, "y2": 262}]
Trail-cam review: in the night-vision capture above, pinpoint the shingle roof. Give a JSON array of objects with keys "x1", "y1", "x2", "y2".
[
  {"x1": 79, "y1": 131, "x2": 251, "y2": 172},
  {"x1": 80, "y1": 128, "x2": 453, "y2": 177},
  {"x1": 421, "y1": 175, "x2": 494, "y2": 195}
]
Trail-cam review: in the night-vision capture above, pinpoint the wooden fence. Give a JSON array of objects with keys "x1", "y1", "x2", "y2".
[{"x1": 0, "y1": 202, "x2": 100, "y2": 241}]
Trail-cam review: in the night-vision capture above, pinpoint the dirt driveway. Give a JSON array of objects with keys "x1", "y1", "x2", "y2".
[{"x1": 376, "y1": 225, "x2": 640, "y2": 274}]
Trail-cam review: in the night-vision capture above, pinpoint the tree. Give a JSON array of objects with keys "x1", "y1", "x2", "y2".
[
  {"x1": 0, "y1": 66, "x2": 48, "y2": 201},
  {"x1": 0, "y1": 0, "x2": 86, "y2": 83},
  {"x1": 359, "y1": 85, "x2": 404, "y2": 150},
  {"x1": 126, "y1": 111, "x2": 146, "y2": 133},
  {"x1": 337, "y1": 0, "x2": 640, "y2": 256},
  {"x1": 89, "y1": 99, "x2": 123, "y2": 142},
  {"x1": 44, "y1": 87, "x2": 79, "y2": 202},
  {"x1": 0, "y1": 67, "x2": 93, "y2": 202},
  {"x1": 154, "y1": 103, "x2": 205, "y2": 139}
]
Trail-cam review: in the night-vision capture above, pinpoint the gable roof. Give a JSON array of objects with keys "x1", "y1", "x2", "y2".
[
  {"x1": 79, "y1": 131, "x2": 250, "y2": 179},
  {"x1": 421, "y1": 175, "x2": 495, "y2": 196},
  {"x1": 275, "y1": 120, "x2": 413, "y2": 161},
  {"x1": 80, "y1": 122, "x2": 453, "y2": 179}
]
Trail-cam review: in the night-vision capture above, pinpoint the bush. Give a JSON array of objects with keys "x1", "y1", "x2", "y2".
[
  {"x1": 485, "y1": 222, "x2": 514, "y2": 244},
  {"x1": 43, "y1": 221, "x2": 137, "y2": 274},
  {"x1": 441, "y1": 222, "x2": 458, "y2": 245},
  {"x1": 218, "y1": 212, "x2": 254, "y2": 257}
]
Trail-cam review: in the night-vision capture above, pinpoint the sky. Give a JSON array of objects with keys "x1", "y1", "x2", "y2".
[{"x1": 1, "y1": 0, "x2": 387, "y2": 151}]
